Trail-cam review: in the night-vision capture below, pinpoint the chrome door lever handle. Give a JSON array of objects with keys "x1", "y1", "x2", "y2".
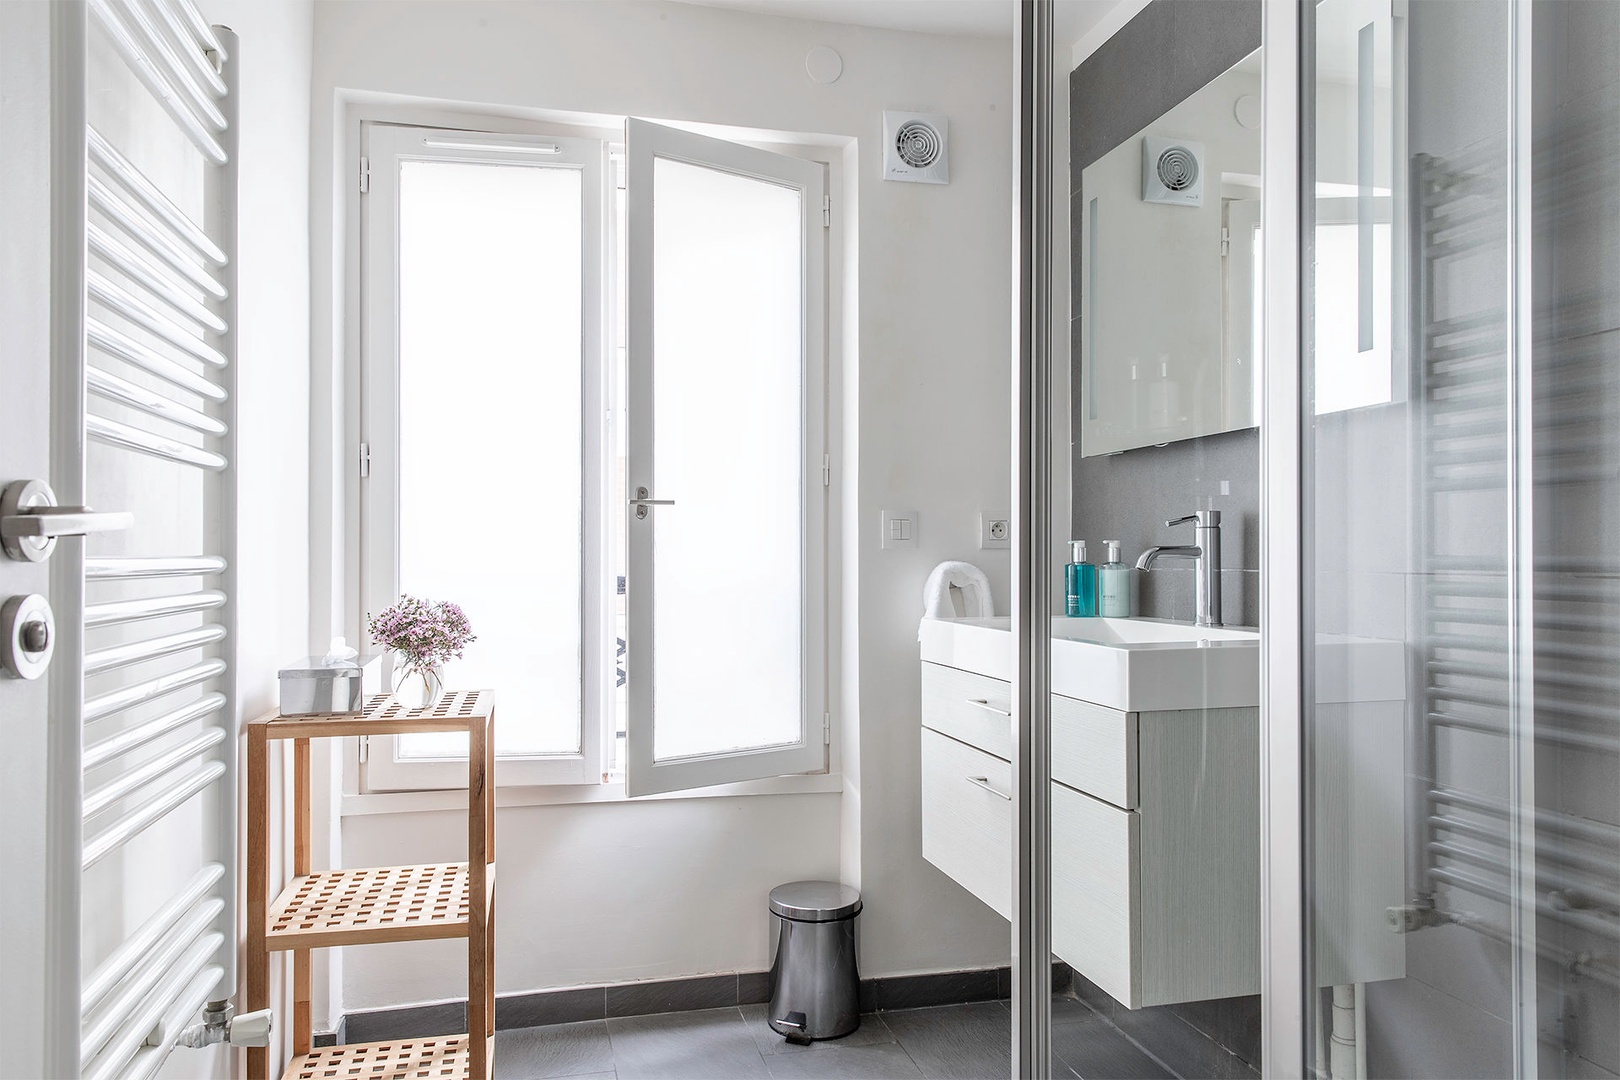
[
  {"x1": 2, "y1": 507, "x2": 134, "y2": 538},
  {"x1": 2, "y1": 480, "x2": 133, "y2": 562}
]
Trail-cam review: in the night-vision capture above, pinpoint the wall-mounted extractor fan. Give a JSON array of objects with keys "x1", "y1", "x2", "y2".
[
  {"x1": 1141, "y1": 135, "x2": 1204, "y2": 206},
  {"x1": 883, "y1": 111, "x2": 950, "y2": 185}
]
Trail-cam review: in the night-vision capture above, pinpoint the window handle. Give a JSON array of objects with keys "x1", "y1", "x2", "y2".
[
  {"x1": 966, "y1": 775, "x2": 1011, "y2": 801},
  {"x1": 629, "y1": 486, "x2": 675, "y2": 519}
]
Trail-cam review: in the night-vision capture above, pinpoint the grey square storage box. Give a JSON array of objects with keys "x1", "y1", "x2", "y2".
[{"x1": 277, "y1": 655, "x2": 383, "y2": 716}]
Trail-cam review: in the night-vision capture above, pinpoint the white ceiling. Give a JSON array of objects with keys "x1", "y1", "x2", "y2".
[{"x1": 674, "y1": 0, "x2": 1125, "y2": 48}]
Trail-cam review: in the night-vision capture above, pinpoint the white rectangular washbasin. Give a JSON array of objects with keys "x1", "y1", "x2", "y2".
[
  {"x1": 920, "y1": 616, "x2": 1260, "y2": 712},
  {"x1": 919, "y1": 617, "x2": 1405, "y2": 713}
]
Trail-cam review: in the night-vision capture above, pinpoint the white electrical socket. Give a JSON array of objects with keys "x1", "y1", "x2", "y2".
[{"x1": 978, "y1": 512, "x2": 1010, "y2": 550}]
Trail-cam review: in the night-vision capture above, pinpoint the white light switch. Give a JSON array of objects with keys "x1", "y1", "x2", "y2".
[{"x1": 881, "y1": 509, "x2": 918, "y2": 549}]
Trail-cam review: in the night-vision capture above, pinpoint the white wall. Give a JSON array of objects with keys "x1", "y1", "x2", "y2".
[{"x1": 307, "y1": 0, "x2": 1015, "y2": 1013}]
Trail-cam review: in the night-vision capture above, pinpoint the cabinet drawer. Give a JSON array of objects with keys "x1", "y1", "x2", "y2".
[
  {"x1": 1052, "y1": 782, "x2": 1139, "y2": 1007},
  {"x1": 1051, "y1": 695, "x2": 1137, "y2": 809},
  {"x1": 921, "y1": 728, "x2": 1012, "y2": 920},
  {"x1": 921, "y1": 662, "x2": 1013, "y2": 760},
  {"x1": 924, "y1": 664, "x2": 1136, "y2": 810}
]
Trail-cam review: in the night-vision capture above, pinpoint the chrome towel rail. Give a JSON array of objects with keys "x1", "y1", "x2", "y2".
[
  {"x1": 81, "y1": 760, "x2": 227, "y2": 869},
  {"x1": 87, "y1": 367, "x2": 227, "y2": 436},
  {"x1": 83, "y1": 623, "x2": 227, "y2": 675},
  {"x1": 85, "y1": 555, "x2": 225, "y2": 579},
  {"x1": 87, "y1": 319, "x2": 227, "y2": 401},
  {"x1": 87, "y1": 226, "x2": 227, "y2": 332},
  {"x1": 87, "y1": 272, "x2": 226, "y2": 366},
  {"x1": 85, "y1": 0, "x2": 224, "y2": 162},
  {"x1": 83, "y1": 728, "x2": 227, "y2": 818},
  {"x1": 136, "y1": 0, "x2": 226, "y2": 98},
  {"x1": 87, "y1": 415, "x2": 228, "y2": 470},
  {"x1": 81, "y1": 942, "x2": 222, "y2": 1080},
  {"x1": 85, "y1": 589, "x2": 226, "y2": 627},
  {"x1": 83, "y1": 693, "x2": 226, "y2": 769},
  {"x1": 86, "y1": 174, "x2": 226, "y2": 297},
  {"x1": 88, "y1": 129, "x2": 226, "y2": 266},
  {"x1": 81, "y1": 917, "x2": 220, "y2": 1065},
  {"x1": 82, "y1": 658, "x2": 226, "y2": 721},
  {"x1": 81, "y1": 865, "x2": 224, "y2": 1016},
  {"x1": 100, "y1": 0, "x2": 225, "y2": 129}
]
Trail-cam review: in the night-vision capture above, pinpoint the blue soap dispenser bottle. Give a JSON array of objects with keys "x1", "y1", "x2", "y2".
[{"x1": 1065, "y1": 540, "x2": 1098, "y2": 617}]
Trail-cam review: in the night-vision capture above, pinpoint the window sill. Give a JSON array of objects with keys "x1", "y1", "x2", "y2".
[{"x1": 342, "y1": 772, "x2": 844, "y2": 817}]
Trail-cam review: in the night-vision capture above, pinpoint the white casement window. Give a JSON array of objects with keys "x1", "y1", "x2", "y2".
[
  {"x1": 358, "y1": 119, "x2": 828, "y2": 795},
  {"x1": 623, "y1": 120, "x2": 828, "y2": 797}
]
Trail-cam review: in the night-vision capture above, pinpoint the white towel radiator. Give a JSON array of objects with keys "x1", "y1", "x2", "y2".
[{"x1": 23, "y1": 1, "x2": 263, "y2": 1076}]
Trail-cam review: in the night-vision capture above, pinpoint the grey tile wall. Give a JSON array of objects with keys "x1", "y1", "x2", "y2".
[{"x1": 1071, "y1": 427, "x2": 1260, "y2": 625}]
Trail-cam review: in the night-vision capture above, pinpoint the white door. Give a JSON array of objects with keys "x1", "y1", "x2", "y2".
[
  {"x1": 2, "y1": 4, "x2": 246, "y2": 1077},
  {"x1": 623, "y1": 119, "x2": 829, "y2": 797},
  {"x1": 0, "y1": 5, "x2": 72, "y2": 1075}
]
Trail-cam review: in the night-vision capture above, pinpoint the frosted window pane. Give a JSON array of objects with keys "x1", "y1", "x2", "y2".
[
  {"x1": 396, "y1": 161, "x2": 583, "y2": 759},
  {"x1": 650, "y1": 158, "x2": 803, "y2": 761}
]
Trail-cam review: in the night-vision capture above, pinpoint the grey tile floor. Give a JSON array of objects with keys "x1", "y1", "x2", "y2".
[{"x1": 494, "y1": 997, "x2": 1180, "y2": 1080}]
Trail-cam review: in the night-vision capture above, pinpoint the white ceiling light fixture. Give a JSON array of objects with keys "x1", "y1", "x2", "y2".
[{"x1": 883, "y1": 111, "x2": 950, "y2": 185}]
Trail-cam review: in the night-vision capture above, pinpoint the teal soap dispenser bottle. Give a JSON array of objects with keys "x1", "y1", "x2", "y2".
[
  {"x1": 1098, "y1": 540, "x2": 1132, "y2": 617},
  {"x1": 1065, "y1": 541, "x2": 1098, "y2": 617}
]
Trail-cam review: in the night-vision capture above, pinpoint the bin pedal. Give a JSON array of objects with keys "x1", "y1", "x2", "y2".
[{"x1": 777, "y1": 1011, "x2": 812, "y2": 1045}]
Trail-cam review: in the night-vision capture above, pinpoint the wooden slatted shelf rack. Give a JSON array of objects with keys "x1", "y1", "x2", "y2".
[{"x1": 247, "y1": 690, "x2": 496, "y2": 1080}]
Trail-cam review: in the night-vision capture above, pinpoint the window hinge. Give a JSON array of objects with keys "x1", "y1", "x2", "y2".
[
  {"x1": 1220, "y1": 226, "x2": 1230, "y2": 258},
  {"x1": 359, "y1": 735, "x2": 369, "y2": 763},
  {"x1": 823, "y1": 194, "x2": 831, "y2": 228},
  {"x1": 822, "y1": 453, "x2": 831, "y2": 487},
  {"x1": 823, "y1": 712, "x2": 831, "y2": 745},
  {"x1": 359, "y1": 441, "x2": 371, "y2": 478},
  {"x1": 359, "y1": 156, "x2": 370, "y2": 195}
]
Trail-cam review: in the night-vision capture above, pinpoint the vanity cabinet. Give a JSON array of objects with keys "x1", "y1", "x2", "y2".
[{"x1": 920, "y1": 660, "x2": 1259, "y2": 1008}]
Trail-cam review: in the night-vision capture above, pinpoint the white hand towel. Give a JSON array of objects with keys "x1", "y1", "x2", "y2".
[{"x1": 920, "y1": 560, "x2": 995, "y2": 638}]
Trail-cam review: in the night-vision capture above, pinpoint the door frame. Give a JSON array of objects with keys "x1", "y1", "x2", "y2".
[{"x1": 1259, "y1": 0, "x2": 1308, "y2": 1075}]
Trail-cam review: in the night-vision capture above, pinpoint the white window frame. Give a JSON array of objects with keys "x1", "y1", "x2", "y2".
[
  {"x1": 623, "y1": 119, "x2": 829, "y2": 797},
  {"x1": 358, "y1": 121, "x2": 609, "y2": 788},
  {"x1": 352, "y1": 115, "x2": 833, "y2": 797}
]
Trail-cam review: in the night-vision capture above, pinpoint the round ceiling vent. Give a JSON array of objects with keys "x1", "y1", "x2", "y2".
[
  {"x1": 895, "y1": 120, "x2": 943, "y2": 169},
  {"x1": 1155, "y1": 145, "x2": 1200, "y2": 192}
]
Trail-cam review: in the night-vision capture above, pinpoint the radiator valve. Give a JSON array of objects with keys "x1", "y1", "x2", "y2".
[{"x1": 177, "y1": 1001, "x2": 273, "y2": 1049}]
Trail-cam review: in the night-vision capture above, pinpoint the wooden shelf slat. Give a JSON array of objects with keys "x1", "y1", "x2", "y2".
[
  {"x1": 282, "y1": 1034, "x2": 484, "y2": 1080},
  {"x1": 267, "y1": 863, "x2": 469, "y2": 950},
  {"x1": 258, "y1": 690, "x2": 494, "y2": 740}
]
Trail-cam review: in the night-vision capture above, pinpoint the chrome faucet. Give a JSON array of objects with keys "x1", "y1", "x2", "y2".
[{"x1": 1135, "y1": 509, "x2": 1223, "y2": 627}]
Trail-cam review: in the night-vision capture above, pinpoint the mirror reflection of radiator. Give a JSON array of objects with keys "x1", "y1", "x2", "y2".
[{"x1": 1403, "y1": 146, "x2": 1619, "y2": 992}]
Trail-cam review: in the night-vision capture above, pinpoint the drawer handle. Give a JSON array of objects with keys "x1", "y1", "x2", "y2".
[
  {"x1": 965, "y1": 698, "x2": 1012, "y2": 718},
  {"x1": 966, "y1": 775, "x2": 1012, "y2": 800}
]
